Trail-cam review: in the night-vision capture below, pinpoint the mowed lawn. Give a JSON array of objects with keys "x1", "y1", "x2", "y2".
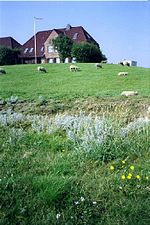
[{"x1": 0, "y1": 63, "x2": 149, "y2": 100}]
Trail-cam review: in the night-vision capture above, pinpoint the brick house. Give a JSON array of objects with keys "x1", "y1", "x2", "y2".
[
  {"x1": 20, "y1": 24, "x2": 99, "y2": 64},
  {"x1": 0, "y1": 36, "x2": 21, "y2": 49},
  {"x1": 0, "y1": 36, "x2": 22, "y2": 64}
]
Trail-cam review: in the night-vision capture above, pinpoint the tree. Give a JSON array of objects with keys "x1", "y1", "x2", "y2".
[
  {"x1": 0, "y1": 47, "x2": 20, "y2": 65},
  {"x1": 71, "y1": 42, "x2": 107, "y2": 63},
  {"x1": 12, "y1": 48, "x2": 21, "y2": 64},
  {"x1": 52, "y1": 35, "x2": 73, "y2": 63}
]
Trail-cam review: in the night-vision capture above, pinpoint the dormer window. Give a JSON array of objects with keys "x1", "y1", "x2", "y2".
[
  {"x1": 41, "y1": 46, "x2": 44, "y2": 52},
  {"x1": 24, "y1": 48, "x2": 28, "y2": 54},
  {"x1": 73, "y1": 33, "x2": 78, "y2": 40},
  {"x1": 86, "y1": 34, "x2": 91, "y2": 39},
  {"x1": 29, "y1": 48, "x2": 33, "y2": 53}
]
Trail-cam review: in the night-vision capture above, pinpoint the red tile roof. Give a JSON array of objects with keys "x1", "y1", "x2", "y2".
[
  {"x1": 21, "y1": 30, "x2": 52, "y2": 57},
  {"x1": 0, "y1": 37, "x2": 21, "y2": 49},
  {"x1": 21, "y1": 25, "x2": 99, "y2": 58}
]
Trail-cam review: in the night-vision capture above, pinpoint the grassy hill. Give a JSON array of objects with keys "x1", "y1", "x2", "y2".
[
  {"x1": 0, "y1": 63, "x2": 150, "y2": 225},
  {"x1": 0, "y1": 63, "x2": 149, "y2": 100}
]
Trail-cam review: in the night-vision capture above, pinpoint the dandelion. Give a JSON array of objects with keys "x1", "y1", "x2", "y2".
[
  {"x1": 122, "y1": 160, "x2": 125, "y2": 164},
  {"x1": 121, "y1": 175, "x2": 126, "y2": 180},
  {"x1": 110, "y1": 165, "x2": 114, "y2": 170},
  {"x1": 127, "y1": 174, "x2": 132, "y2": 179},
  {"x1": 130, "y1": 166, "x2": 134, "y2": 170},
  {"x1": 136, "y1": 175, "x2": 141, "y2": 180},
  {"x1": 128, "y1": 173, "x2": 132, "y2": 177}
]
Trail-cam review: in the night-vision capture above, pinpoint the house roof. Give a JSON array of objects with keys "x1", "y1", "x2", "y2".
[
  {"x1": 0, "y1": 36, "x2": 21, "y2": 49},
  {"x1": 21, "y1": 25, "x2": 99, "y2": 58}
]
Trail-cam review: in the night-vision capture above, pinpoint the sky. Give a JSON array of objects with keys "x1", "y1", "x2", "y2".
[{"x1": 0, "y1": 1, "x2": 150, "y2": 68}]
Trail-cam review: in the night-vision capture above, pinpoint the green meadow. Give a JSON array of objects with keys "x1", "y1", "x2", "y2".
[
  {"x1": 0, "y1": 63, "x2": 150, "y2": 225},
  {"x1": 0, "y1": 63, "x2": 149, "y2": 100}
]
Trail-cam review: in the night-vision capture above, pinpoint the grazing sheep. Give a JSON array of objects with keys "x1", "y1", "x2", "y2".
[
  {"x1": 119, "y1": 62, "x2": 124, "y2": 66},
  {"x1": 125, "y1": 62, "x2": 130, "y2": 67},
  {"x1": 70, "y1": 65, "x2": 79, "y2": 72},
  {"x1": 95, "y1": 63, "x2": 102, "y2": 69},
  {"x1": 0, "y1": 68, "x2": 6, "y2": 75},
  {"x1": 101, "y1": 60, "x2": 107, "y2": 64},
  {"x1": 118, "y1": 72, "x2": 128, "y2": 76},
  {"x1": 121, "y1": 91, "x2": 138, "y2": 97},
  {"x1": 119, "y1": 61, "x2": 130, "y2": 67},
  {"x1": 37, "y1": 66, "x2": 47, "y2": 73}
]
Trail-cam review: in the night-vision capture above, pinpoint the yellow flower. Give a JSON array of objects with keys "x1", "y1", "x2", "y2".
[
  {"x1": 122, "y1": 160, "x2": 125, "y2": 164},
  {"x1": 128, "y1": 173, "x2": 132, "y2": 177},
  {"x1": 130, "y1": 166, "x2": 134, "y2": 170},
  {"x1": 110, "y1": 165, "x2": 114, "y2": 170},
  {"x1": 121, "y1": 175, "x2": 126, "y2": 180},
  {"x1": 127, "y1": 173, "x2": 132, "y2": 179},
  {"x1": 136, "y1": 175, "x2": 141, "y2": 180}
]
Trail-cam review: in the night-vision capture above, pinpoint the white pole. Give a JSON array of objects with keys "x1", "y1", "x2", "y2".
[
  {"x1": 34, "y1": 17, "x2": 43, "y2": 64},
  {"x1": 34, "y1": 17, "x2": 37, "y2": 64}
]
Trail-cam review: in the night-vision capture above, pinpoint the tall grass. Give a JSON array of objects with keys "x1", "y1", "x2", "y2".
[
  {"x1": 0, "y1": 63, "x2": 149, "y2": 224},
  {"x1": 0, "y1": 106, "x2": 149, "y2": 225}
]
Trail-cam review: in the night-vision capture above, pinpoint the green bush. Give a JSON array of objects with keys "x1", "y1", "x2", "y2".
[
  {"x1": 0, "y1": 47, "x2": 20, "y2": 65},
  {"x1": 71, "y1": 42, "x2": 107, "y2": 63}
]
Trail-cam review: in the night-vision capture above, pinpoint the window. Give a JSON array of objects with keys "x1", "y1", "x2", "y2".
[
  {"x1": 73, "y1": 33, "x2": 78, "y2": 40},
  {"x1": 54, "y1": 47, "x2": 58, "y2": 53},
  {"x1": 29, "y1": 48, "x2": 33, "y2": 53},
  {"x1": 86, "y1": 34, "x2": 91, "y2": 39},
  {"x1": 48, "y1": 45, "x2": 53, "y2": 53},
  {"x1": 24, "y1": 48, "x2": 28, "y2": 53},
  {"x1": 41, "y1": 46, "x2": 44, "y2": 52}
]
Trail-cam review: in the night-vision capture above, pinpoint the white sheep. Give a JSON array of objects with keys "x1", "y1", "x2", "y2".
[
  {"x1": 119, "y1": 61, "x2": 130, "y2": 67},
  {"x1": 121, "y1": 91, "x2": 138, "y2": 97},
  {"x1": 0, "y1": 68, "x2": 6, "y2": 75},
  {"x1": 70, "y1": 65, "x2": 79, "y2": 72},
  {"x1": 101, "y1": 60, "x2": 107, "y2": 64},
  {"x1": 95, "y1": 63, "x2": 102, "y2": 69},
  {"x1": 37, "y1": 66, "x2": 47, "y2": 73},
  {"x1": 118, "y1": 72, "x2": 128, "y2": 76}
]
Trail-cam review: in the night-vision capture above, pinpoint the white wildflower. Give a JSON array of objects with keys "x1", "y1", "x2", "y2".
[
  {"x1": 56, "y1": 213, "x2": 61, "y2": 219},
  {"x1": 80, "y1": 196, "x2": 85, "y2": 202},
  {"x1": 74, "y1": 201, "x2": 79, "y2": 205},
  {"x1": 93, "y1": 201, "x2": 97, "y2": 205}
]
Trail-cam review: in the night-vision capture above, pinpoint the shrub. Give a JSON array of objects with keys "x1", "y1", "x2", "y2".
[
  {"x1": 71, "y1": 42, "x2": 107, "y2": 63},
  {"x1": 0, "y1": 47, "x2": 20, "y2": 65}
]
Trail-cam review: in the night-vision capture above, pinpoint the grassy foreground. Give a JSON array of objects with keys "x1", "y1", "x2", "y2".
[{"x1": 0, "y1": 63, "x2": 150, "y2": 225}]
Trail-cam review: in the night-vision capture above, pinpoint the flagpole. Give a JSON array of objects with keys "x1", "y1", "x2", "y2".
[
  {"x1": 34, "y1": 17, "x2": 43, "y2": 64},
  {"x1": 34, "y1": 17, "x2": 37, "y2": 64}
]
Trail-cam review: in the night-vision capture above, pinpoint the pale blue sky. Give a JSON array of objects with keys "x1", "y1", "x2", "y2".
[{"x1": 0, "y1": 1, "x2": 150, "y2": 67}]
